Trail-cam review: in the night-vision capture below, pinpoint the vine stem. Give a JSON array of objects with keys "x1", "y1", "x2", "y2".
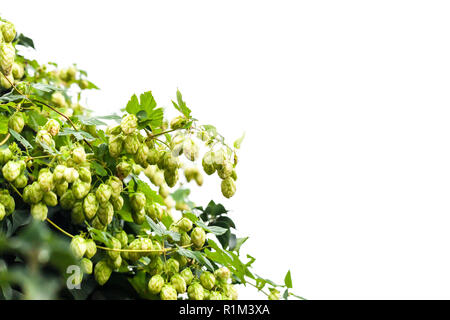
[
  {"x1": 45, "y1": 217, "x2": 192, "y2": 253},
  {"x1": 0, "y1": 133, "x2": 11, "y2": 146}
]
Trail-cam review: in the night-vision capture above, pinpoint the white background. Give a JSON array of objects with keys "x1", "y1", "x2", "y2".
[{"x1": 3, "y1": 0, "x2": 450, "y2": 299}]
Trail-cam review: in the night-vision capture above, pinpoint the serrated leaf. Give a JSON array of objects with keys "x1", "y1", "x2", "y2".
[
  {"x1": 175, "y1": 89, "x2": 191, "y2": 118},
  {"x1": 176, "y1": 245, "x2": 214, "y2": 271},
  {"x1": 196, "y1": 219, "x2": 227, "y2": 235},
  {"x1": 31, "y1": 83, "x2": 62, "y2": 93},
  {"x1": 125, "y1": 94, "x2": 139, "y2": 115},
  {"x1": 9, "y1": 129, "x2": 33, "y2": 150},
  {"x1": 16, "y1": 33, "x2": 35, "y2": 49}
]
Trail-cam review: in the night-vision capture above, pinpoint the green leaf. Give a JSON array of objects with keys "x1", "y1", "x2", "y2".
[
  {"x1": 284, "y1": 270, "x2": 292, "y2": 288},
  {"x1": 0, "y1": 114, "x2": 9, "y2": 134},
  {"x1": 126, "y1": 92, "x2": 163, "y2": 129},
  {"x1": 91, "y1": 161, "x2": 107, "y2": 176},
  {"x1": 31, "y1": 83, "x2": 62, "y2": 93},
  {"x1": 196, "y1": 219, "x2": 227, "y2": 235},
  {"x1": 233, "y1": 236, "x2": 249, "y2": 253},
  {"x1": 145, "y1": 216, "x2": 180, "y2": 242},
  {"x1": 9, "y1": 129, "x2": 33, "y2": 150},
  {"x1": 125, "y1": 94, "x2": 139, "y2": 115},
  {"x1": 176, "y1": 245, "x2": 214, "y2": 271},
  {"x1": 233, "y1": 132, "x2": 245, "y2": 149},
  {"x1": 58, "y1": 128, "x2": 95, "y2": 141},
  {"x1": 176, "y1": 89, "x2": 191, "y2": 118},
  {"x1": 16, "y1": 33, "x2": 35, "y2": 49},
  {"x1": 26, "y1": 110, "x2": 47, "y2": 131}
]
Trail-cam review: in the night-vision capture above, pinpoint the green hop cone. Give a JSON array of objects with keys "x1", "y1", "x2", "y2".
[
  {"x1": 84, "y1": 239, "x2": 97, "y2": 259},
  {"x1": 170, "y1": 115, "x2": 187, "y2": 130},
  {"x1": 0, "y1": 148, "x2": 12, "y2": 165},
  {"x1": 111, "y1": 195, "x2": 124, "y2": 211},
  {"x1": 221, "y1": 177, "x2": 236, "y2": 198},
  {"x1": 43, "y1": 119, "x2": 60, "y2": 136},
  {"x1": 214, "y1": 267, "x2": 231, "y2": 283},
  {"x1": 43, "y1": 191, "x2": 58, "y2": 207},
  {"x1": 145, "y1": 203, "x2": 162, "y2": 222},
  {"x1": 37, "y1": 169, "x2": 54, "y2": 192},
  {"x1": 53, "y1": 164, "x2": 66, "y2": 182},
  {"x1": 202, "y1": 151, "x2": 216, "y2": 175},
  {"x1": 107, "y1": 237, "x2": 122, "y2": 260},
  {"x1": 55, "y1": 181, "x2": 69, "y2": 197},
  {"x1": 30, "y1": 202, "x2": 48, "y2": 221},
  {"x1": 0, "y1": 203, "x2": 5, "y2": 221},
  {"x1": 0, "y1": 72, "x2": 13, "y2": 89},
  {"x1": 171, "y1": 273, "x2": 187, "y2": 293},
  {"x1": 183, "y1": 138, "x2": 199, "y2": 161},
  {"x1": 120, "y1": 114, "x2": 138, "y2": 135},
  {"x1": 108, "y1": 135, "x2": 123, "y2": 158},
  {"x1": 36, "y1": 129, "x2": 55, "y2": 148},
  {"x1": 83, "y1": 192, "x2": 98, "y2": 220},
  {"x1": 210, "y1": 291, "x2": 223, "y2": 300},
  {"x1": 72, "y1": 180, "x2": 90, "y2": 199},
  {"x1": 148, "y1": 274, "x2": 165, "y2": 294},
  {"x1": 180, "y1": 268, "x2": 194, "y2": 286},
  {"x1": 50, "y1": 92, "x2": 67, "y2": 108},
  {"x1": 72, "y1": 146, "x2": 86, "y2": 163},
  {"x1": 268, "y1": 288, "x2": 280, "y2": 300},
  {"x1": 0, "y1": 42, "x2": 15, "y2": 75},
  {"x1": 130, "y1": 192, "x2": 146, "y2": 211},
  {"x1": 23, "y1": 182, "x2": 43, "y2": 204},
  {"x1": 177, "y1": 217, "x2": 193, "y2": 232},
  {"x1": 96, "y1": 183, "x2": 112, "y2": 203},
  {"x1": 60, "y1": 190, "x2": 76, "y2": 210},
  {"x1": 107, "y1": 176, "x2": 123, "y2": 198},
  {"x1": 11, "y1": 62, "x2": 24, "y2": 80},
  {"x1": 64, "y1": 167, "x2": 79, "y2": 183},
  {"x1": 1, "y1": 22, "x2": 16, "y2": 43},
  {"x1": 2, "y1": 160, "x2": 21, "y2": 182},
  {"x1": 70, "y1": 236, "x2": 87, "y2": 259},
  {"x1": 179, "y1": 232, "x2": 191, "y2": 246},
  {"x1": 223, "y1": 284, "x2": 238, "y2": 300},
  {"x1": 98, "y1": 201, "x2": 114, "y2": 225},
  {"x1": 147, "y1": 148, "x2": 159, "y2": 165},
  {"x1": 149, "y1": 257, "x2": 164, "y2": 275},
  {"x1": 191, "y1": 227, "x2": 206, "y2": 248},
  {"x1": 116, "y1": 161, "x2": 132, "y2": 180},
  {"x1": 200, "y1": 271, "x2": 216, "y2": 290},
  {"x1": 164, "y1": 169, "x2": 179, "y2": 188},
  {"x1": 78, "y1": 166, "x2": 92, "y2": 183},
  {"x1": 8, "y1": 113, "x2": 25, "y2": 133},
  {"x1": 124, "y1": 133, "x2": 140, "y2": 154},
  {"x1": 114, "y1": 230, "x2": 128, "y2": 248},
  {"x1": 158, "y1": 183, "x2": 170, "y2": 198},
  {"x1": 94, "y1": 260, "x2": 113, "y2": 286},
  {"x1": 135, "y1": 144, "x2": 149, "y2": 167},
  {"x1": 165, "y1": 258, "x2": 180, "y2": 275},
  {"x1": 109, "y1": 255, "x2": 122, "y2": 269},
  {"x1": 0, "y1": 190, "x2": 14, "y2": 215},
  {"x1": 160, "y1": 284, "x2": 178, "y2": 300},
  {"x1": 80, "y1": 258, "x2": 93, "y2": 274},
  {"x1": 71, "y1": 201, "x2": 85, "y2": 225},
  {"x1": 13, "y1": 174, "x2": 28, "y2": 189},
  {"x1": 217, "y1": 160, "x2": 233, "y2": 179},
  {"x1": 187, "y1": 282, "x2": 205, "y2": 300},
  {"x1": 131, "y1": 207, "x2": 146, "y2": 225}
]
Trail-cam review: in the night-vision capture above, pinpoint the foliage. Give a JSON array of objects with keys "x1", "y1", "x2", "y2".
[{"x1": 0, "y1": 17, "x2": 303, "y2": 300}]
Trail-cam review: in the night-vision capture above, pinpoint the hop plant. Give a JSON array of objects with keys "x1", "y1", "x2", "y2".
[{"x1": 1, "y1": 22, "x2": 16, "y2": 43}]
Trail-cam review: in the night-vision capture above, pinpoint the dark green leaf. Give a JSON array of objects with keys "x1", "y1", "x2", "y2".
[
  {"x1": 9, "y1": 129, "x2": 33, "y2": 150},
  {"x1": 284, "y1": 270, "x2": 292, "y2": 288}
]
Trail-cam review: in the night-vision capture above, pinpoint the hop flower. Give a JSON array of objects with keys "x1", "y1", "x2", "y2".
[
  {"x1": 53, "y1": 164, "x2": 67, "y2": 182},
  {"x1": 170, "y1": 115, "x2": 187, "y2": 130},
  {"x1": 160, "y1": 284, "x2": 178, "y2": 300},
  {"x1": 0, "y1": 148, "x2": 12, "y2": 165},
  {"x1": 223, "y1": 284, "x2": 238, "y2": 300},
  {"x1": 114, "y1": 230, "x2": 128, "y2": 248},
  {"x1": 72, "y1": 146, "x2": 86, "y2": 163},
  {"x1": 191, "y1": 227, "x2": 206, "y2": 248},
  {"x1": 72, "y1": 180, "x2": 90, "y2": 199},
  {"x1": 177, "y1": 217, "x2": 193, "y2": 232},
  {"x1": 148, "y1": 274, "x2": 165, "y2": 294},
  {"x1": 23, "y1": 182, "x2": 44, "y2": 204},
  {"x1": 130, "y1": 192, "x2": 146, "y2": 211},
  {"x1": 210, "y1": 291, "x2": 224, "y2": 300},
  {"x1": 217, "y1": 160, "x2": 233, "y2": 179},
  {"x1": 159, "y1": 183, "x2": 170, "y2": 198},
  {"x1": 120, "y1": 114, "x2": 138, "y2": 135},
  {"x1": 37, "y1": 169, "x2": 54, "y2": 192},
  {"x1": 80, "y1": 258, "x2": 93, "y2": 275},
  {"x1": 0, "y1": 72, "x2": 13, "y2": 89},
  {"x1": 164, "y1": 169, "x2": 179, "y2": 188},
  {"x1": 107, "y1": 176, "x2": 123, "y2": 198},
  {"x1": 70, "y1": 236, "x2": 87, "y2": 259},
  {"x1": 124, "y1": 134, "x2": 140, "y2": 154},
  {"x1": 202, "y1": 151, "x2": 216, "y2": 175},
  {"x1": 50, "y1": 91, "x2": 67, "y2": 108},
  {"x1": 200, "y1": 271, "x2": 216, "y2": 290},
  {"x1": 0, "y1": 42, "x2": 15, "y2": 74},
  {"x1": 55, "y1": 181, "x2": 69, "y2": 197},
  {"x1": 8, "y1": 113, "x2": 25, "y2": 133},
  {"x1": 78, "y1": 166, "x2": 92, "y2": 183},
  {"x1": 43, "y1": 119, "x2": 60, "y2": 136},
  {"x1": 149, "y1": 257, "x2": 164, "y2": 275},
  {"x1": 135, "y1": 144, "x2": 149, "y2": 167},
  {"x1": 96, "y1": 183, "x2": 112, "y2": 204},
  {"x1": 11, "y1": 62, "x2": 24, "y2": 80},
  {"x1": 184, "y1": 167, "x2": 203, "y2": 186},
  {"x1": 171, "y1": 273, "x2": 187, "y2": 293},
  {"x1": 43, "y1": 191, "x2": 58, "y2": 206},
  {"x1": 145, "y1": 204, "x2": 163, "y2": 222},
  {"x1": 183, "y1": 138, "x2": 199, "y2": 161},
  {"x1": 187, "y1": 282, "x2": 205, "y2": 300},
  {"x1": 179, "y1": 232, "x2": 191, "y2": 247},
  {"x1": 1, "y1": 22, "x2": 16, "y2": 43},
  {"x1": 147, "y1": 148, "x2": 159, "y2": 165},
  {"x1": 98, "y1": 202, "x2": 114, "y2": 225},
  {"x1": 108, "y1": 135, "x2": 123, "y2": 158},
  {"x1": 71, "y1": 201, "x2": 85, "y2": 225},
  {"x1": 36, "y1": 129, "x2": 55, "y2": 149},
  {"x1": 221, "y1": 177, "x2": 236, "y2": 198},
  {"x1": 180, "y1": 268, "x2": 194, "y2": 285},
  {"x1": 0, "y1": 190, "x2": 14, "y2": 215},
  {"x1": 60, "y1": 190, "x2": 76, "y2": 210},
  {"x1": 0, "y1": 203, "x2": 5, "y2": 221},
  {"x1": 107, "y1": 237, "x2": 122, "y2": 261},
  {"x1": 2, "y1": 160, "x2": 22, "y2": 181},
  {"x1": 94, "y1": 260, "x2": 113, "y2": 286},
  {"x1": 116, "y1": 161, "x2": 132, "y2": 180},
  {"x1": 165, "y1": 258, "x2": 180, "y2": 275},
  {"x1": 214, "y1": 267, "x2": 231, "y2": 283},
  {"x1": 13, "y1": 174, "x2": 28, "y2": 189},
  {"x1": 30, "y1": 202, "x2": 48, "y2": 221},
  {"x1": 131, "y1": 207, "x2": 146, "y2": 225},
  {"x1": 84, "y1": 239, "x2": 97, "y2": 259},
  {"x1": 111, "y1": 195, "x2": 124, "y2": 211},
  {"x1": 63, "y1": 167, "x2": 79, "y2": 183}
]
